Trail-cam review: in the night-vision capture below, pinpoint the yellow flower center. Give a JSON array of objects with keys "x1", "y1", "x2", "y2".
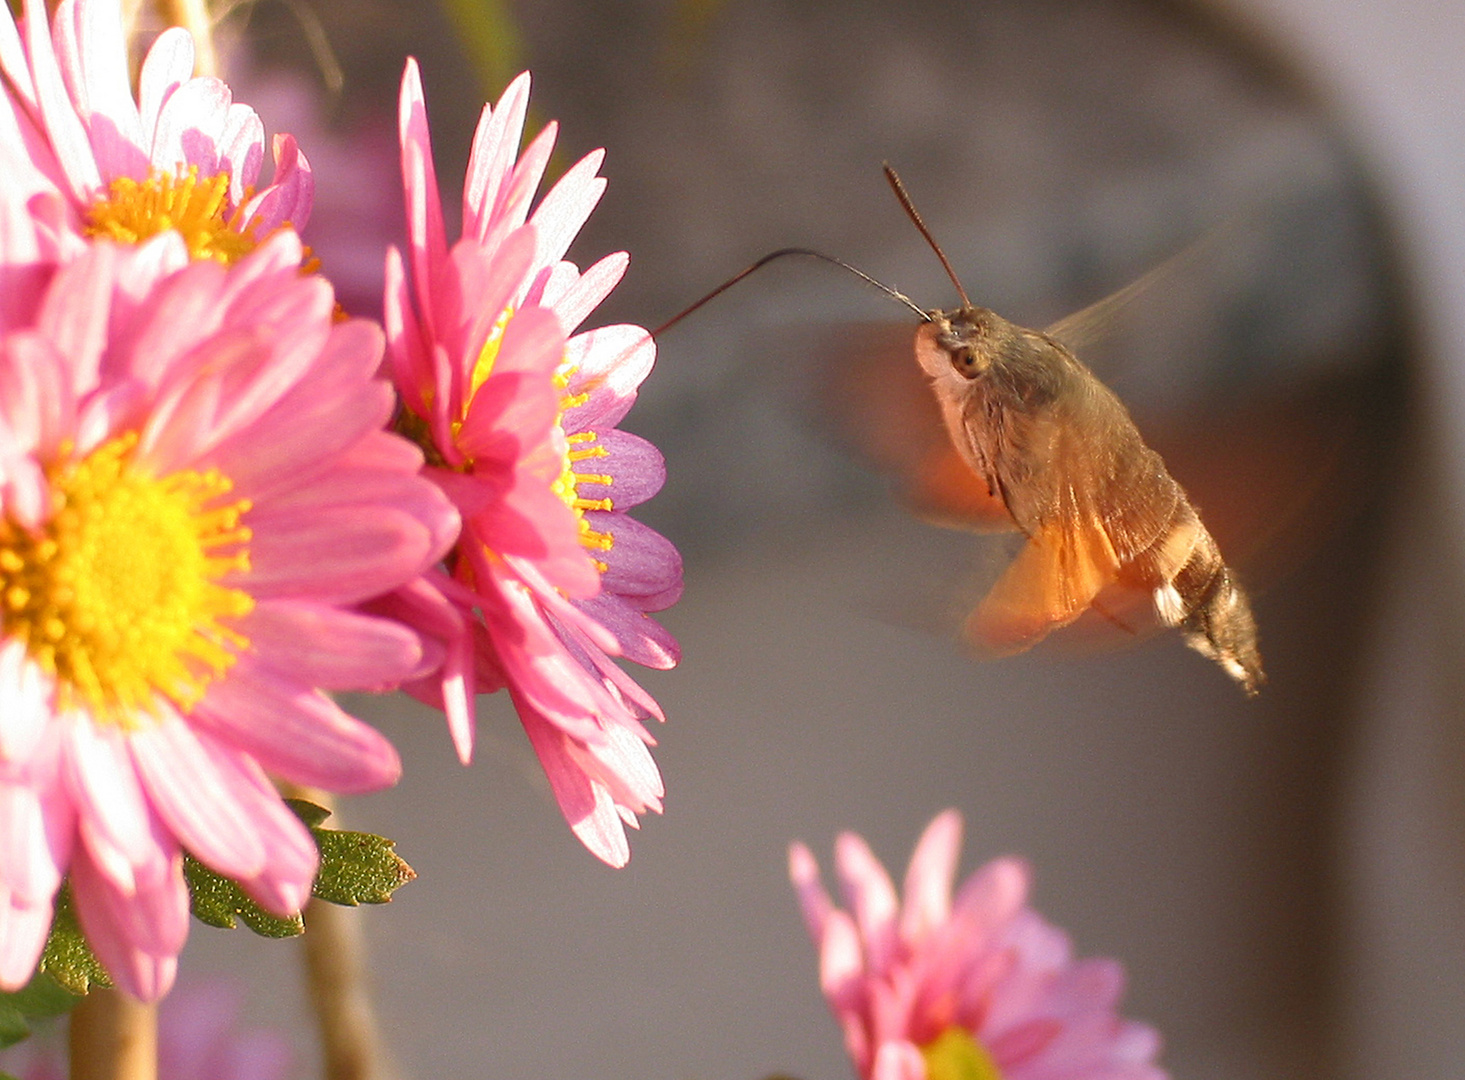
[
  {"x1": 395, "y1": 306, "x2": 619, "y2": 574},
  {"x1": 84, "y1": 166, "x2": 260, "y2": 265},
  {"x1": 0, "y1": 434, "x2": 255, "y2": 726},
  {"x1": 921, "y1": 1028, "x2": 1003, "y2": 1080}
]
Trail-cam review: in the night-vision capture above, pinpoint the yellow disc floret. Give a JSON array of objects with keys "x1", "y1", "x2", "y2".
[
  {"x1": 0, "y1": 434, "x2": 254, "y2": 726},
  {"x1": 922, "y1": 1028, "x2": 1004, "y2": 1080},
  {"x1": 85, "y1": 166, "x2": 259, "y2": 265},
  {"x1": 552, "y1": 368, "x2": 615, "y2": 570}
]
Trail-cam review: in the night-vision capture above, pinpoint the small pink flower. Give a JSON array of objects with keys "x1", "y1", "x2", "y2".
[
  {"x1": 380, "y1": 60, "x2": 681, "y2": 867},
  {"x1": 0, "y1": 0, "x2": 311, "y2": 264},
  {"x1": 0, "y1": 977, "x2": 291, "y2": 1080},
  {"x1": 0, "y1": 231, "x2": 458, "y2": 1001},
  {"x1": 790, "y1": 812, "x2": 1167, "y2": 1080}
]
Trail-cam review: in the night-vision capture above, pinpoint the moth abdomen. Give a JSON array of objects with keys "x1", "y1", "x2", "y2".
[{"x1": 1151, "y1": 520, "x2": 1264, "y2": 695}]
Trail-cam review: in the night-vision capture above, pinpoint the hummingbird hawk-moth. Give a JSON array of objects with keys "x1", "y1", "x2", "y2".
[
  {"x1": 656, "y1": 169, "x2": 1266, "y2": 694},
  {"x1": 886, "y1": 166, "x2": 1263, "y2": 694}
]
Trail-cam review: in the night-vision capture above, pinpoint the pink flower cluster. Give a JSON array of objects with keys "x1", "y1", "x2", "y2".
[
  {"x1": 0, "y1": 0, "x2": 680, "y2": 1001},
  {"x1": 791, "y1": 812, "x2": 1167, "y2": 1080}
]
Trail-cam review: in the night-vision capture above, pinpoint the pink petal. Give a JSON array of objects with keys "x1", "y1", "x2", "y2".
[
  {"x1": 528, "y1": 148, "x2": 606, "y2": 270},
  {"x1": 0, "y1": 889, "x2": 53, "y2": 989},
  {"x1": 239, "y1": 503, "x2": 435, "y2": 605},
  {"x1": 63, "y1": 716, "x2": 167, "y2": 894},
  {"x1": 542, "y1": 251, "x2": 627, "y2": 335},
  {"x1": 69, "y1": 841, "x2": 185, "y2": 1001},
  {"x1": 520, "y1": 710, "x2": 630, "y2": 868},
  {"x1": 137, "y1": 27, "x2": 193, "y2": 145},
  {"x1": 397, "y1": 59, "x2": 448, "y2": 321},
  {"x1": 23, "y1": 0, "x2": 100, "y2": 201},
  {"x1": 462, "y1": 70, "x2": 532, "y2": 239},
  {"x1": 242, "y1": 133, "x2": 312, "y2": 233},
  {"x1": 128, "y1": 713, "x2": 267, "y2": 881},
  {"x1": 237, "y1": 600, "x2": 423, "y2": 689},
  {"x1": 789, "y1": 841, "x2": 834, "y2": 941},
  {"x1": 67, "y1": 0, "x2": 146, "y2": 180},
  {"x1": 0, "y1": 640, "x2": 50, "y2": 763},
  {"x1": 901, "y1": 809, "x2": 962, "y2": 946},
  {"x1": 871, "y1": 1042, "x2": 927, "y2": 1080},
  {"x1": 193, "y1": 660, "x2": 402, "y2": 793},
  {"x1": 835, "y1": 831, "x2": 901, "y2": 977},
  {"x1": 563, "y1": 324, "x2": 654, "y2": 430},
  {"x1": 149, "y1": 76, "x2": 232, "y2": 176},
  {"x1": 216, "y1": 103, "x2": 264, "y2": 207}
]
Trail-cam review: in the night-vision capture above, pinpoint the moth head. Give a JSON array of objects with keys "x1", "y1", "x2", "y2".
[{"x1": 926, "y1": 306, "x2": 1000, "y2": 379}]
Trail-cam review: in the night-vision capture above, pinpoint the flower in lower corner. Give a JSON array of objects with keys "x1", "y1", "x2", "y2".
[
  {"x1": 0, "y1": 0, "x2": 311, "y2": 266},
  {"x1": 0, "y1": 230, "x2": 457, "y2": 1001},
  {"x1": 378, "y1": 60, "x2": 681, "y2": 868},
  {"x1": 789, "y1": 812, "x2": 1167, "y2": 1080}
]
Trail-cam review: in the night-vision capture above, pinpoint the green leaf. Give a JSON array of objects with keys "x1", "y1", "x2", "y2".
[
  {"x1": 184, "y1": 856, "x2": 303, "y2": 938},
  {"x1": 284, "y1": 798, "x2": 331, "y2": 828},
  {"x1": 0, "y1": 970, "x2": 83, "y2": 1049},
  {"x1": 0, "y1": 1000, "x2": 29, "y2": 1049},
  {"x1": 185, "y1": 800, "x2": 414, "y2": 936},
  {"x1": 38, "y1": 890, "x2": 110, "y2": 996},
  {"x1": 311, "y1": 828, "x2": 415, "y2": 907}
]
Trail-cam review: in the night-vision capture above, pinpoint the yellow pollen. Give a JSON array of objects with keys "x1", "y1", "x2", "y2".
[
  {"x1": 0, "y1": 434, "x2": 255, "y2": 726},
  {"x1": 469, "y1": 308, "x2": 516, "y2": 400},
  {"x1": 921, "y1": 1028, "x2": 1004, "y2": 1080},
  {"x1": 551, "y1": 371, "x2": 616, "y2": 565},
  {"x1": 85, "y1": 166, "x2": 260, "y2": 265}
]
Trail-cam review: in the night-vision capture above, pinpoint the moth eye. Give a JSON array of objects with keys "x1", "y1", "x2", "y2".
[{"x1": 953, "y1": 350, "x2": 981, "y2": 379}]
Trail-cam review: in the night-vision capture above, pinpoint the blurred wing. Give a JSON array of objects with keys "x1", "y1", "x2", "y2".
[
  {"x1": 965, "y1": 516, "x2": 1122, "y2": 654},
  {"x1": 820, "y1": 321, "x2": 1015, "y2": 531}
]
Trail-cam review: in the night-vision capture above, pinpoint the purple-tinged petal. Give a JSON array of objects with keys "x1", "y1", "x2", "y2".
[
  {"x1": 590, "y1": 512, "x2": 683, "y2": 602},
  {"x1": 573, "y1": 429, "x2": 665, "y2": 510},
  {"x1": 573, "y1": 592, "x2": 680, "y2": 669},
  {"x1": 562, "y1": 324, "x2": 654, "y2": 430}
]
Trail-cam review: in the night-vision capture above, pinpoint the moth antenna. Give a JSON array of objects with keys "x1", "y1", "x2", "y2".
[
  {"x1": 883, "y1": 164, "x2": 973, "y2": 310},
  {"x1": 652, "y1": 247, "x2": 928, "y2": 337}
]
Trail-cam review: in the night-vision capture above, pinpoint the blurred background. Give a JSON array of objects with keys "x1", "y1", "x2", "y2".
[{"x1": 156, "y1": 0, "x2": 1465, "y2": 1078}]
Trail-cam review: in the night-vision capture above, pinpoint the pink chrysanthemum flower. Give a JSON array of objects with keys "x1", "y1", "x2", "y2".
[
  {"x1": 380, "y1": 60, "x2": 681, "y2": 867},
  {"x1": 0, "y1": 0, "x2": 311, "y2": 265},
  {"x1": 790, "y1": 812, "x2": 1167, "y2": 1080},
  {"x1": 0, "y1": 230, "x2": 457, "y2": 1001}
]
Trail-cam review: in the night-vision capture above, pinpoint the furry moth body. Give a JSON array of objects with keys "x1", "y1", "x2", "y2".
[{"x1": 916, "y1": 303, "x2": 1264, "y2": 694}]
